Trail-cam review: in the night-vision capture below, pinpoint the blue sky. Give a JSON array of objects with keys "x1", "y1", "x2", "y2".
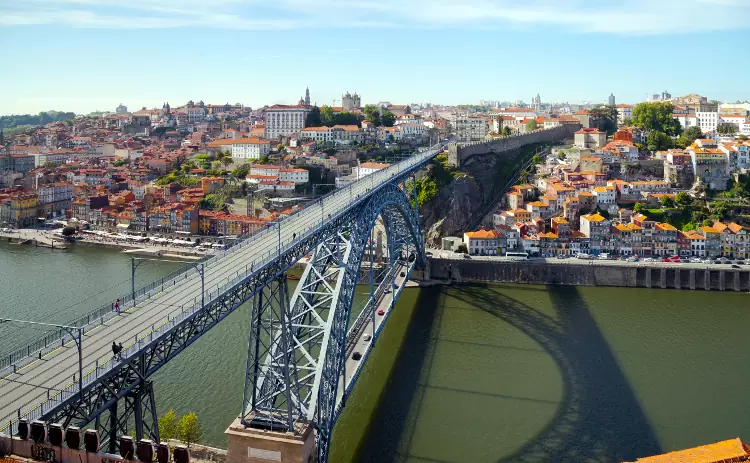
[{"x1": 1, "y1": 0, "x2": 749, "y2": 115}]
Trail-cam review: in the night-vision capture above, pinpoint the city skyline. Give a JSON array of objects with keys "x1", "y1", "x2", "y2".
[{"x1": 1, "y1": 0, "x2": 750, "y2": 114}]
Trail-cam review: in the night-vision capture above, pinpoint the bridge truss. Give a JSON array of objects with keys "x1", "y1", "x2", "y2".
[{"x1": 27, "y1": 179, "x2": 423, "y2": 461}]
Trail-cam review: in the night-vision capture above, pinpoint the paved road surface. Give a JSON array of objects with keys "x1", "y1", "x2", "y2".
[{"x1": 0, "y1": 144, "x2": 442, "y2": 430}]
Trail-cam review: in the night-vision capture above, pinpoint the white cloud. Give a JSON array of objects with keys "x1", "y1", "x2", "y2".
[{"x1": 1, "y1": 0, "x2": 748, "y2": 34}]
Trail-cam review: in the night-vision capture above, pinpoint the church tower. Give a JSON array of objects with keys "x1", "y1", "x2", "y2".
[{"x1": 305, "y1": 87, "x2": 311, "y2": 106}]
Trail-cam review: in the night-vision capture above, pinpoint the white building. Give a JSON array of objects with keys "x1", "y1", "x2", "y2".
[
  {"x1": 186, "y1": 107, "x2": 205, "y2": 123},
  {"x1": 455, "y1": 115, "x2": 488, "y2": 142},
  {"x1": 335, "y1": 162, "x2": 390, "y2": 188},
  {"x1": 463, "y1": 229, "x2": 501, "y2": 256},
  {"x1": 265, "y1": 105, "x2": 311, "y2": 139},
  {"x1": 255, "y1": 180, "x2": 296, "y2": 194},
  {"x1": 593, "y1": 185, "x2": 616, "y2": 205},
  {"x1": 37, "y1": 182, "x2": 73, "y2": 205},
  {"x1": 34, "y1": 153, "x2": 70, "y2": 167},
  {"x1": 616, "y1": 104, "x2": 633, "y2": 124},
  {"x1": 229, "y1": 137, "x2": 271, "y2": 161},
  {"x1": 697, "y1": 111, "x2": 720, "y2": 134},
  {"x1": 398, "y1": 122, "x2": 428, "y2": 138},
  {"x1": 299, "y1": 125, "x2": 362, "y2": 145}
]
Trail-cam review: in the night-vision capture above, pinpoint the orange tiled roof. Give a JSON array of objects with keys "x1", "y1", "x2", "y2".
[
  {"x1": 465, "y1": 229, "x2": 500, "y2": 239},
  {"x1": 627, "y1": 438, "x2": 749, "y2": 463}
]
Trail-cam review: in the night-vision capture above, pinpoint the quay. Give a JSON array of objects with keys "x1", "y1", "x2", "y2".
[{"x1": 420, "y1": 257, "x2": 750, "y2": 292}]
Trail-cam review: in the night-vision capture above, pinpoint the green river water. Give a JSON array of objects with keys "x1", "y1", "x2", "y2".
[{"x1": 1, "y1": 242, "x2": 749, "y2": 463}]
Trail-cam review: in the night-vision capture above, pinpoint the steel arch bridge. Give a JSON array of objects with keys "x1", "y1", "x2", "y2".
[{"x1": 0, "y1": 146, "x2": 434, "y2": 462}]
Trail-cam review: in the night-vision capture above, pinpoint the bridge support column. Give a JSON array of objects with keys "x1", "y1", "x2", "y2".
[
  {"x1": 689, "y1": 270, "x2": 696, "y2": 290},
  {"x1": 226, "y1": 417, "x2": 315, "y2": 463}
]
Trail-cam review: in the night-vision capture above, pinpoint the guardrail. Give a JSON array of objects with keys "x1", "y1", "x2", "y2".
[
  {"x1": 345, "y1": 265, "x2": 399, "y2": 357},
  {"x1": 1, "y1": 142, "x2": 445, "y2": 432}
]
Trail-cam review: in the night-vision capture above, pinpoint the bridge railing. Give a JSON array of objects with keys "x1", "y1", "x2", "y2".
[{"x1": 3, "y1": 142, "x2": 446, "y2": 433}]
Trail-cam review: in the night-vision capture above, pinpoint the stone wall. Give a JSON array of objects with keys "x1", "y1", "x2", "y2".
[
  {"x1": 447, "y1": 125, "x2": 579, "y2": 167},
  {"x1": 426, "y1": 258, "x2": 750, "y2": 291}
]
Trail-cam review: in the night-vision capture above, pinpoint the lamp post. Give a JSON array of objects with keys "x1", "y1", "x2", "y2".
[{"x1": 0, "y1": 318, "x2": 84, "y2": 403}]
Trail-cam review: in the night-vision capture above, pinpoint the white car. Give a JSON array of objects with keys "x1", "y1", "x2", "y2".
[{"x1": 363, "y1": 333, "x2": 372, "y2": 342}]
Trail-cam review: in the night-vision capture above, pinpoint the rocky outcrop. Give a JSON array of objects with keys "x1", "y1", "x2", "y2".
[{"x1": 422, "y1": 174, "x2": 482, "y2": 246}]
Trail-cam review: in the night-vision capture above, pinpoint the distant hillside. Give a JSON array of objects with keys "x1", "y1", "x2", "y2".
[{"x1": 0, "y1": 111, "x2": 76, "y2": 129}]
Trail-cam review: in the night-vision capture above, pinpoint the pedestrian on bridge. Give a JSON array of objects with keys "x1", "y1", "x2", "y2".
[{"x1": 113, "y1": 298, "x2": 120, "y2": 314}]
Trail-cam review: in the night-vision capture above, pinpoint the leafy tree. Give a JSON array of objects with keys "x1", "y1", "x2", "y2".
[
  {"x1": 630, "y1": 102, "x2": 682, "y2": 136},
  {"x1": 660, "y1": 195, "x2": 675, "y2": 208},
  {"x1": 501, "y1": 126, "x2": 512, "y2": 137},
  {"x1": 259, "y1": 155, "x2": 269, "y2": 164},
  {"x1": 525, "y1": 119, "x2": 538, "y2": 132},
  {"x1": 677, "y1": 126, "x2": 703, "y2": 148},
  {"x1": 305, "y1": 106, "x2": 322, "y2": 127},
  {"x1": 42, "y1": 161, "x2": 58, "y2": 168},
  {"x1": 333, "y1": 112, "x2": 359, "y2": 126},
  {"x1": 220, "y1": 156, "x2": 233, "y2": 167},
  {"x1": 675, "y1": 191, "x2": 692, "y2": 207},
  {"x1": 717, "y1": 124, "x2": 737, "y2": 134},
  {"x1": 381, "y1": 111, "x2": 396, "y2": 127},
  {"x1": 231, "y1": 165, "x2": 249, "y2": 179},
  {"x1": 200, "y1": 193, "x2": 227, "y2": 211},
  {"x1": 589, "y1": 105, "x2": 618, "y2": 134},
  {"x1": 557, "y1": 152, "x2": 566, "y2": 160},
  {"x1": 363, "y1": 104, "x2": 381, "y2": 126},
  {"x1": 61, "y1": 226, "x2": 76, "y2": 237},
  {"x1": 738, "y1": 135, "x2": 749, "y2": 141},
  {"x1": 320, "y1": 106, "x2": 334, "y2": 126},
  {"x1": 158, "y1": 410, "x2": 179, "y2": 442},
  {"x1": 532, "y1": 155, "x2": 542, "y2": 165},
  {"x1": 633, "y1": 202, "x2": 645, "y2": 213},
  {"x1": 177, "y1": 412, "x2": 202, "y2": 449},
  {"x1": 455, "y1": 244, "x2": 468, "y2": 254},
  {"x1": 646, "y1": 131, "x2": 673, "y2": 151}
]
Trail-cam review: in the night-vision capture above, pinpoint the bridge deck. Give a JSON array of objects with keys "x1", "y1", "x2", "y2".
[{"x1": 0, "y1": 145, "x2": 442, "y2": 431}]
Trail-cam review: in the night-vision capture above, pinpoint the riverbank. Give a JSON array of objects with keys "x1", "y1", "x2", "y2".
[{"x1": 422, "y1": 257, "x2": 750, "y2": 292}]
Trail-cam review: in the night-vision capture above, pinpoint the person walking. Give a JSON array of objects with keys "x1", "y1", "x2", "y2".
[{"x1": 114, "y1": 298, "x2": 120, "y2": 314}]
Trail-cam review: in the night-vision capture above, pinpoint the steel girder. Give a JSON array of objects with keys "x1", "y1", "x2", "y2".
[{"x1": 241, "y1": 183, "x2": 424, "y2": 463}]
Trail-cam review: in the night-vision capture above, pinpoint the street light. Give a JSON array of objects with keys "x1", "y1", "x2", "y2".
[{"x1": 0, "y1": 318, "x2": 84, "y2": 403}]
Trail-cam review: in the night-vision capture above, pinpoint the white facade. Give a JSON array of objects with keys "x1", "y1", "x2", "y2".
[
  {"x1": 697, "y1": 111, "x2": 719, "y2": 134},
  {"x1": 674, "y1": 114, "x2": 698, "y2": 129},
  {"x1": 593, "y1": 186, "x2": 616, "y2": 205},
  {"x1": 616, "y1": 105, "x2": 633, "y2": 124},
  {"x1": 265, "y1": 105, "x2": 310, "y2": 139},
  {"x1": 398, "y1": 122, "x2": 428, "y2": 137},
  {"x1": 37, "y1": 182, "x2": 73, "y2": 204},
  {"x1": 230, "y1": 138, "x2": 271, "y2": 160},
  {"x1": 299, "y1": 125, "x2": 361, "y2": 145},
  {"x1": 248, "y1": 166, "x2": 309, "y2": 184},
  {"x1": 186, "y1": 107, "x2": 205, "y2": 122},
  {"x1": 34, "y1": 153, "x2": 70, "y2": 167},
  {"x1": 455, "y1": 116, "x2": 488, "y2": 142}
]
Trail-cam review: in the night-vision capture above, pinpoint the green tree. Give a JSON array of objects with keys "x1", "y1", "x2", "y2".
[
  {"x1": 532, "y1": 155, "x2": 542, "y2": 165},
  {"x1": 630, "y1": 101, "x2": 682, "y2": 136},
  {"x1": 363, "y1": 104, "x2": 381, "y2": 126},
  {"x1": 660, "y1": 195, "x2": 675, "y2": 208},
  {"x1": 675, "y1": 191, "x2": 692, "y2": 207},
  {"x1": 61, "y1": 226, "x2": 76, "y2": 237},
  {"x1": 633, "y1": 202, "x2": 645, "y2": 213},
  {"x1": 717, "y1": 124, "x2": 737, "y2": 134},
  {"x1": 589, "y1": 105, "x2": 618, "y2": 134},
  {"x1": 220, "y1": 156, "x2": 233, "y2": 167},
  {"x1": 646, "y1": 131, "x2": 672, "y2": 151},
  {"x1": 231, "y1": 165, "x2": 249, "y2": 179},
  {"x1": 320, "y1": 106, "x2": 334, "y2": 126},
  {"x1": 42, "y1": 161, "x2": 58, "y2": 168},
  {"x1": 738, "y1": 135, "x2": 749, "y2": 141},
  {"x1": 333, "y1": 112, "x2": 359, "y2": 126},
  {"x1": 259, "y1": 155, "x2": 269, "y2": 164},
  {"x1": 158, "y1": 410, "x2": 179, "y2": 442},
  {"x1": 177, "y1": 412, "x2": 202, "y2": 449},
  {"x1": 502, "y1": 126, "x2": 512, "y2": 137},
  {"x1": 381, "y1": 111, "x2": 396, "y2": 127},
  {"x1": 677, "y1": 126, "x2": 703, "y2": 148},
  {"x1": 525, "y1": 119, "x2": 538, "y2": 132},
  {"x1": 305, "y1": 106, "x2": 322, "y2": 127}
]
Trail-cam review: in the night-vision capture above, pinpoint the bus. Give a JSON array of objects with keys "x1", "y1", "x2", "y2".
[{"x1": 506, "y1": 252, "x2": 529, "y2": 261}]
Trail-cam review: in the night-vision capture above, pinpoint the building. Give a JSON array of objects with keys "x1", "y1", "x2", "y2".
[
  {"x1": 37, "y1": 182, "x2": 73, "y2": 218},
  {"x1": 687, "y1": 140, "x2": 729, "y2": 190},
  {"x1": 574, "y1": 128, "x2": 607, "y2": 149},
  {"x1": 608, "y1": 94, "x2": 616, "y2": 106},
  {"x1": 580, "y1": 212, "x2": 610, "y2": 255},
  {"x1": 334, "y1": 162, "x2": 390, "y2": 188},
  {"x1": 623, "y1": 437, "x2": 750, "y2": 463},
  {"x1": 264, "y1": 105, "x2": 311, "y2": 139},
  {"x1": 229, "y1": 137, "x2": 271, "y2": 161},
  {"x1": 116, "y1": 103, "x2": 128, "y2": 114},
  {"x1": 341, "y1": 92, "x2": 361, "y2": 111},
  {"x1": 455, "y1": 115, "x2": 488, "y2": 143},
  {"x1": 464, "y1": 229, "x2": 501, "y2": 255}
]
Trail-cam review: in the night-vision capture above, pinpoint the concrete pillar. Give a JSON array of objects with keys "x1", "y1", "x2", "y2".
[
  {"x1": 719, "y1": 270, "x2": 725, "y2": 291},
  {"x1": 675, "y1": 269, "x2": 681, "y2": 289},
  {"x1": 704, "y1": 270, "x2": 710, "y2": 291},
  {"x1": 689, "y1": 270, "x2": 696, "y2": 290},
  {"x1": 645, "y1": 268, "x2": 651, "y2": 289},
  {"x1": 660, "y1": 268, "x2": 667, "y2": 289},
  {"x1": 226, "y1": 418, "x2": 315, "y2": 463},
  {"x1": 734, "y1": 271, "x2": 740, "y2": 292}
]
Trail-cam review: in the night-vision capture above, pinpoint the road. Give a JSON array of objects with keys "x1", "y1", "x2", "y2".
[{"x1": 0, "y1": 143, "x2": 444, "y2": 431}]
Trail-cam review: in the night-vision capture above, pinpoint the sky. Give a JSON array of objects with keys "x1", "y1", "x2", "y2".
[{"x1": 1, "y1": 0, "x2": 749, "y2": 115}]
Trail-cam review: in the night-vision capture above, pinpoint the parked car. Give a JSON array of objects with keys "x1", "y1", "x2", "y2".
[
  {"x1": 463, "y1": 254, "x2": 471, "y2": 259},
  {"x1": 352, "y1": 352, "x2": 362, "y2": 361},
  {"x1": 731, "y1": 264, "x2": 741, "y2": 269},
  {"x1": 377, "y1": 309, "x2": 385, "y2": 316},
  {"x1": 363, "y1": 333, "x2": 372, "y2": 341}
]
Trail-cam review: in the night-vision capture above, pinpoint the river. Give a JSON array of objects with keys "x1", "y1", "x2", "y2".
[{"x1": 1, "y1": 242, "x2": 749, "y2": 462}]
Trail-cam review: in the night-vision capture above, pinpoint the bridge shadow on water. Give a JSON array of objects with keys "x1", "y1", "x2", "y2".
[{"x1": 355, "y1": 284, "x2": 662, "y2": 463}]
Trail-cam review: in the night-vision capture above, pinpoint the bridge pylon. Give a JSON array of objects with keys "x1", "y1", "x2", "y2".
[{"x1": 95, "y1": 380, "x2": 159, "y2": 453}]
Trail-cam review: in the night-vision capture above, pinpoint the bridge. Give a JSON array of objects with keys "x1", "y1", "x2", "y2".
[{"x1": 0, "y1": 130, "x2": 567, "y2": 463}]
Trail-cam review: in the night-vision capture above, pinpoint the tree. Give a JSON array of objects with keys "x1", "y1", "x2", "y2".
[
  {"x1": 381, "y1": 111, "x2": 396, "y2": 127},
  {"x1": 220, "y1": 156, "x2": 233, "y2": 167},
  {"x1": 305, "y1": 106, "x2": 322, "y2": 127},
  {"x1": 646, "y1": 131, "x2": 672, "y2": 151},
  {"x1": 61, "y1": 226, "x2": 76, "y2": 237},
  {"x1": 456, "y1": 244, "x2": 468, "y2": 254},
  {"x1": 158, "y1": 410, "x2": 179, "y2": 442},
  {"x1": 501, "y1": 126, "x2": 512, "y2": 137},
  {"x1": 630, "y1": 102, "x2": 682, "y2": 136},
  {"x1": 334, "y1": 112, "x2": 359, "y2": 126},
  {"x1": 231, "y1": 165, "x2": 249, "y2": 179},
  {"x1": 738, "y1": 135, "x2": 749, "y2": 141},
  {"x1": 660, "y1": 195, "x2": 675, "y2": 208},
  {"x1": 363, "y1": 104, "x2": 381, "y2": 126},
  {"x1": 532, "y1": 155, "x2": 542, "y2": 165},
  {"x1": 525, "y1": 119, "x2": 538, "y2": 132},
  {"x1": 675, "y1": 191, "x2": 692, "y2": 207},
  {"x1": 177, "y1": 412, "x2": 202, "y2": 449},
  {"x1": 589, "y1": 105, "x2": 618, "y2": 134},
  {"x1": 717, "y1": 124, "x2": 737, "y2": 134},
  {"x1": 259, "y1": 155, "x2": 269, "y2": 164},
  {"x1": 677, "y1": 126, "x2": 703, "y2": 148},
  {"x1": 633, "y1": 202, "x2": 645, "y2": 213},
  {"x1": 320, "y1": 106, "x2": 334, "y2": 126},
  {"x1": 42, "y1": 161, "x2": 57, "y2": 168}
]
